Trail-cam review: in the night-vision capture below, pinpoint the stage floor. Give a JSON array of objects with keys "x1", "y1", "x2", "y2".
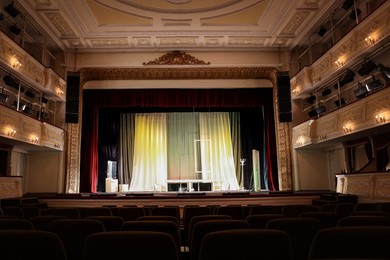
[{"x1": 28, "y1": 190, "x2": 334, "y2": 214}]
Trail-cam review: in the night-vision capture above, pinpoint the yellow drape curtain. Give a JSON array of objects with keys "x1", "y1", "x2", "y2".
[{"x1": 129, "y1": 113, "x2": 167, "y2": 191}]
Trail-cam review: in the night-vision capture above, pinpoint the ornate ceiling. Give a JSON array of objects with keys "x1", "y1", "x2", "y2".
[{"x1": 18, "y1": 0, "x2": 337, "y2": 51}]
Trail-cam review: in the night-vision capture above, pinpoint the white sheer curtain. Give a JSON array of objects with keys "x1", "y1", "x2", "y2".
[
  {"x1": 129, "y1": 113, "x2": 167, "y2": 191},
  {"x1": 199, "y1": 112, "x2": 239, "y2": 190}
]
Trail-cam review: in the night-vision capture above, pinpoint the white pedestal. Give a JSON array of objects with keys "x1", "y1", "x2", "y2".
[
  {"x1": 119, "y1": 184, "x2": 129, "y2": 193},
  {"x1": 105, "y1": 178, "x2": 118, "y2": 192}
]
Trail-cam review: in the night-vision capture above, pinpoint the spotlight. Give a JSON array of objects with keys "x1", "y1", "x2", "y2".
[
  {"x1": 377, "y1": 63, "x2": 390, "y2": 79},
  {"x1": 366, "y1": 75, "x2": 384, "y2": 92},
  {"x1": 0, "y1": 13, "x2": 4, "y2": 20},
  {"x1": 334, "y1": 98, "x2": 346, "y2": 107},
  {"x1": 40, "y1": 96, "x2": 48, "y2": 104},
  {"x1": 342, "y1": 0, "x2": 354, "y2": 10},
  {"x1": 315, "y1": 105, "x2": 326, "y2": 115},
  {"x1": 25, "y1": 89, "x2": 35, "y2": 99},
  {"x1": 349, "y1": 8, "x2": 361, "y2": 20},
  {"x1": 4, "y1": 1, "x2": 19, "y2": 18},
  {"x1": 308, "y1": 109, "x2": 317, "y2": 118},
  {"x1": 318, "y1": 26, "x2": 327, "y2": 37},
  {"x1": 358, "y1": 58, "x2": 376, "y2": 76},
  {"x1": 3, "y1": 74, "x2": 19, "y2": 89},
  {"x1": 0, "y1": 88, "x2": 9, "y2": 103},
  {"x1": 307, "y1": 94, "x2": 316, "y2": 104},
  {"x1": 9, "y1": 24, "x2": 21, "y2": 35},
  {"x1": 321, "y1": 87, "x2": 331, "y2": 97},
  {"x1": 354, "y1": 82, "x2": 368, "y2": 99},
  {"x1": 339, "y1": 69, "x2": 355, "y2": 87}
]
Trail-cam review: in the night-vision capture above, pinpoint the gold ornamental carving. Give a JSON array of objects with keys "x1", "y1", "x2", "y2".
[{"x1": 143, "y1": 51, "x2": 210, "y2": 65}]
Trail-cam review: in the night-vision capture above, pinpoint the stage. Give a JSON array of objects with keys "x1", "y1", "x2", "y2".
[{"x1": 24, "y1": 190, "x2": 335, "y2": 217}]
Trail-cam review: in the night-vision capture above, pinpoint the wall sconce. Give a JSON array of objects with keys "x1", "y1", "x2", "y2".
[
  {"x1": 376, "y1": 114, "x2": 386, "y2": 123},
  {"x1": 31, "y1": 136, "x2": 39, "y2": 144},
  {"x1": 343, "y1": 125, "x2": 352, "y2": 133},
  {"x1": 296, "y1": 135, "x2": 305, "y2": 146},
  {"x1": 365, "y1": 36, "x2": 376, "y2": 45},
  {"x1": 56, "y1": 87, "x2": 64, "y2": 97},
  {"x1": 335, "y1": 58, "x2": 345, "y2": 67},
  {"x1": 7, "y1": 129, "x2": 16, "y2": 137}
]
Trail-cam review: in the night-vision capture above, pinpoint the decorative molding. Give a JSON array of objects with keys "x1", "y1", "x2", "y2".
[{"x1": 143, "y1": 51, "x2": 210, "y2": 65}]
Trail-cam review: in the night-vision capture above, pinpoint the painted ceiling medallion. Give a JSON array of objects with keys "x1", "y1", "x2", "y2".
[
  {"x1": 165, "y1": 0, "x2": 192, "y2": 4},
  {"x1": 143, "y1": 51, "x2": 210, "y2": 65}
]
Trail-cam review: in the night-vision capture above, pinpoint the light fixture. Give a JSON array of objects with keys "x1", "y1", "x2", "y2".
[
  {"x1": 4, "y1": 1, "x2": 19, "y2": 18},
  {"x1": 343, "y1": 124, "x2": 352, "y2": 133},
  {"x1": 308, "y1": 109, "x2": 317, "y2": 118},
  {"x1": 342, "y1": 0, "x2": 354, "y2": 10},
  {"x1": 354, "y1": 82, "x2": 368, "y2": 99},
  {"x1": 334, "y1": 98, "x2": 346, "y2": 107},
  {"x1": 339, "y1": 69, "x2": 355, "y2": 87},
  {"x1": 307, "y1": 94, "x2": 316, "y2": 104},
  {"x1": 321, "y1": 87, "x2": 331, "y2": 97},
  {"x1": 7, "y1": 128, "x2": 16, "y2": 137},
  {"x1": 9, "y1": 24, "x2": 21, "y2": 35},
  {"x1": 375, "y1": 114, "x2": 386, "y2": 123},
  {"x1": 318, "y1": 26, "x2": 327, "y2": 37},
  {"x1": 366, "y1": 75, "x2": 384, "y2": 92},
  {"x1": 3, "y1": 74, "x2": 19, "y2": 89},
  {"x1": 25, "y1": 89, "x2": 35, "y2": 99},
  {"x1": 31, "y1": 136, "x2": 39, "y2": 144},
  {"x1": 335, "y1": 58, "x2": 345, "y2": 67},
  {"x1": 377, "y1": 63, "x2": 390, "y2": 79},
  {"x1": 0, "y1": 88, "x2": 9, "y2": 103},
  {"x1": 11, "y1": 58, "x2": 21, "y2": 69},
  {"x1": 358, "y1": 58, "x2": 376, "y2": 76},
  {"x1": 315, "y1": 104, "x2": 326, "y2": 115},
  {"x1": 365, "y1": 36, "x2": 376, "y2": 45}
]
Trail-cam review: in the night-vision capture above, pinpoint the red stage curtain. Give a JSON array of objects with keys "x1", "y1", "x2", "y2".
[{"x1": 80, "y1": 88, "x2": 277, "y2": 193}]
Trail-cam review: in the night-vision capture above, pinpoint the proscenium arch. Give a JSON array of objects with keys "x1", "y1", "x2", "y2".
[{"x1": 64, "y1": 66, "x2": 293, "y2": 193}]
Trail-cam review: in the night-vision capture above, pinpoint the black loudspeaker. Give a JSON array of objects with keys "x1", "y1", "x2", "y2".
[
  {"x1": 277, "y1": 71, "x2": 292, "y2": 122},
  {"x1": 65, "y1": 72, "x2": 80, "y2": 123}
]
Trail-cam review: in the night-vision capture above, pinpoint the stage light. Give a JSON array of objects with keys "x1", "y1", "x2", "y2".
[
  {"x1": 321, "y1": 87, "x2": 331, "y2": 97},
  {"x1": 25, "y1": 89, "x2": 35, "y2": 99},
  {"x1": 3, "y1": 74, "x2": 19, "y2": 89},
  {"x1": 334, "y1": 98, "x2": 346, "y2": 107},
  {"x1": 354, "y1": 82, "x2": 368, "y2": 99},
  {"x1": 342, "y1": 0, "x2": 354, "y2": 10},
  {"x1": 315, "y1": 105, "x2": 326, "y2": 115},
  {"x1": 339, "y1": 69, "x2": 355, "y2": 87},
  {"x1": 318, "y1": 26, "x2": 327, "y2": 37},
  {"x1": 358, "y1": 58, "x2": 376, "y2": 76},
  {"x1": 0, "y1": 88, "x2": 9, "y2": 103},
  {"x1": 349, "y1": 8, "x2": 361, "y2": 20},
  {"x1": 377, "y1": 63, "x2": 390, "y2": 79},
  {"x1": 9, "y1": 24, "x2": 21, "y2": 35},
  {"x1": 4, "y1": 1, "x2": 19, "y2": 18},
  {"x1": 308, "y1": 109, "x2": 317, "y2": 118},
  {"x1": 307, "y1": 94, "x2": 316, "y2": 104},
  {"x1": 365, "y1": 75, "x2": 384, "y2": 92}
]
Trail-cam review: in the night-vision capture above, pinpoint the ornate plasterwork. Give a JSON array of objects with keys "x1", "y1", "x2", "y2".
[
  {"x1": 143, "y1": 51, "x2": 210, "y2": 65},
  {"x1": 65, "y1": 65, "x2": 293, "y2": 193}
]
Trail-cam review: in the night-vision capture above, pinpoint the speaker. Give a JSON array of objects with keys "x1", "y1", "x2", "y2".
[
  {"x1": 276, "y1": 72, "x2": 292, "y2": 122},
  {"x1": 65, "y1": 72, "x2": 80, "y2": 123}
]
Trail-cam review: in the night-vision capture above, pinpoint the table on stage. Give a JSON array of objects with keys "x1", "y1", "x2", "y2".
[{"x1": 166, "y1": 180, "x2": 213, "y2": 192}]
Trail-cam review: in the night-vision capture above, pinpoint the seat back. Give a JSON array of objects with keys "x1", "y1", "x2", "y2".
[
  {"x1": 182, "y1": 206, "x2": 212, "y2": 245},
  {"x1": 309, "y1": 226, "x2": 390, "y2": 259},
  {"x1": 84, "y1": 231, "x2": 179, "y2": 260},
  {"x1": 49, "y1": 219, "x2": 105, "y2": 260},
  {"x1": 30, "y1": 215, "x2": 68, "y2": 231},
  {"x1": 299, "y1": 211, "x2": 339, "y2": 228},
  {"x1": 266, "y1": 217, "x2": 321, "y2": 260},
  {"x1": 190, "y1": 219, "x2": 250, "y2": 260},
  {"x1": 215, "y1": 205, "x2": 244, "y2": 220},
  {"x1": 84, "y1": 207, "x2": 113, "y2": 217},
  {"x1": 337, "y1": 215, "x2": 390, "y2": 227},
  {"x1": 0, "y1": 219, "x2": 34, "y2": 230},
  {"x1": 0, "y1": 230, "x2": 67, "y2": 260},
  {"x1": 117, "y1": 206, "x2": 146, "y2": 221},
  {"x1": 246, "y1": 214, "x2": 285, "y2": 229},
  {"x1": 121, "y1": 220, "x2": 181, "y2": 254},
  {"x1": 281, "y1": 204, "x2": 319, "y2": 217},
  {"x1": 85, "y1": 216, "x2": 124, "y2": 231},
  {"x1": 199, "y1": 229, "x2": 292, "y2": 260}
]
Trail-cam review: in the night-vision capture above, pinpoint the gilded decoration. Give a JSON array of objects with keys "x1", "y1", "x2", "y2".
[
  {"x1": 143, "y1": 51, "x2": 210, "y2": 65},
  {"x1": 65, "y1": 65, "x2": 293, "y2": 193}
]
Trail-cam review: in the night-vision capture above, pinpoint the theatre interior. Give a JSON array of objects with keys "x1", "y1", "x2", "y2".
[{"x1": 1, "y1": 0, "x2": 390, "y2": 259}]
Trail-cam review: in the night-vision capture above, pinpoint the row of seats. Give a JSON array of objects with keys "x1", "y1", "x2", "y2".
[{"x1": 1, "y1": 211, "x2": 390, "y2": 260}]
